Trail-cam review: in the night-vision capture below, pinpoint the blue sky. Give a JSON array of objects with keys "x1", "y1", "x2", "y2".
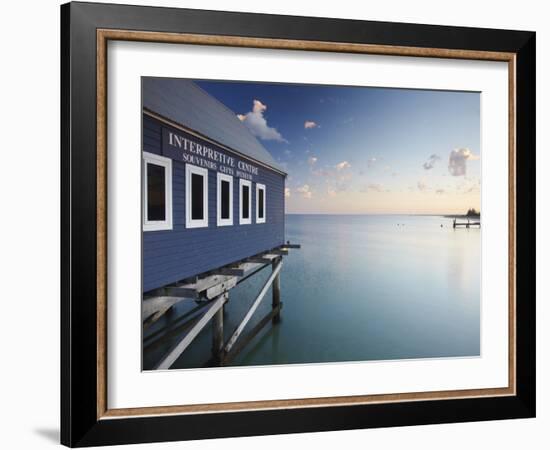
[{"x1": 197, "y1": 79, "x2": 481, "y2": 214}]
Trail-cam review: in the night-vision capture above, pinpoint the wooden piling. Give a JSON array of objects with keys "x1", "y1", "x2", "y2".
[
  {"x1": 145, "y1": 244, "x2": 299, "y2": 369},
  {"x1": 272, "y1": 257, "x2": 281, "y2": 324},
  {"x1": 223, "y1": 304, "x2": 282, "y2": 365},
  {"x1": 154, "y1": 293, "x2": 226, "y2": 370},
  {"x1": 224, "y1": 261, "x2": 282, "y2": 354},
  {"x1": 212, "y1": 304, "x2": 224, "y2": 365}
]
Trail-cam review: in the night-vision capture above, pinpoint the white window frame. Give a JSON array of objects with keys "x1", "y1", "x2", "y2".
[
  {"x1": 142, "y1": 151, "x2": 172, "y2": 232},
  {"x1": 256, "y1": 183, "x2": 266, "y2": 224},
  {"x1": 239, "y1": 179, "x2": 252, "y2": 225},
  {"x1": 185, "y1": 164, "x2": 209, "y2": 229},
  {"x1": 217, "y1": 173, "x2": 234, "y2": 227}
]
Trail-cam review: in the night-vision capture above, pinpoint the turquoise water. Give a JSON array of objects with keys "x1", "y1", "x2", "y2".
[{"x1": 143, "y1": 214, "x2": 480, "y2": 370}]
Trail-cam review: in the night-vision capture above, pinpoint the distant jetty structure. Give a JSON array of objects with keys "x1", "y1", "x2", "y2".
[
  {"x1": 448, "y1": 208, "x2": 481, "y2": 229},
  {"x1": 141, "y1": 78, "x2": 299, "y2": 369},
  {"x1": 452, "y1": 218, "x2": 481, "y2": 228}
]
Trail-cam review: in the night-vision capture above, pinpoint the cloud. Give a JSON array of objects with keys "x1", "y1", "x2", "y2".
[
  {"x1": 308, "y1": 156, "x2": 318, "y2": 166},
  {"x1": 423, "y1": 154, "x2": 441, "y2": 170},
  {"x1": 335, "y1": 161, "x2": 351, "y2": 171},
  {"x1": 237, "y1": 100, "x2": 287, "y2": 142},
  {"x1": 332, "y1": 182, "x2": 351, "y2": 193},
  {"x1": 448, "y1": 148, "x2": 480, "y2": 176},
  {"x1": 296, "y1": 184, "x2": 313, "y2": 199},
  {"x1": 436, "y1": 189, "x2": 445, "y2": 195},
  {"x1": 417, "y1": 180, "x2": 428, "y2": 191},
  {"x1": 327, "y1": 187, "x2": 337, "y2": 197},
  {"x1": 361, "y1": 183, "x2": 383, "y2": 193},
  {"x1": 304, "y1": 120, "x2": 318, "y2": 129},
  {"x1": 367, "y1": 157, "x2": 377, "y2": 168},
  {"x1": 312, "y1": 168, "x2": 332, "y2": 177},
  {"x1": 312, "y1": 163, "x2": 351, "y2": 180},
  {"x1": 284, "y1": 187, "x2": 291, "y2": 198}
]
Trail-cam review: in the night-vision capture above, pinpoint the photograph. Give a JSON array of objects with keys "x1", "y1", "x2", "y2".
[{"x1": 141, "y1": 77, "x2": 482, "y2": 371}]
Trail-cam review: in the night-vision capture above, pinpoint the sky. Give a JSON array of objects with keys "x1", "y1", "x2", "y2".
[{"x1": 196, "y1": 79, "x2": 481, "y2": 215}]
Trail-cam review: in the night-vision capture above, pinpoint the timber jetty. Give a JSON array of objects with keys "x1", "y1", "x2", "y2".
[
  {"x1": 452, "y1": 218, "x2": 481, "y2": 228},
  {"x1": 143, "y1": 243, "x2": 300, "y2": 369}
]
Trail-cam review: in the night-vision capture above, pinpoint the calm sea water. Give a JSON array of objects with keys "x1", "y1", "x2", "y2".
[{"x1": 143, "y1": 214, "x2": 480, "y2": 370}]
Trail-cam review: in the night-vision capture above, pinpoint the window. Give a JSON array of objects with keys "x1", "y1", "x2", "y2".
[
  {"x1": 239, "y1": 179, "x2": 252, "y2": 225},
  {"x1": 143, "y1": 152, "x2": 172, "y2": 232},
  {"x1": 256, "y1": 183, "x2": 266, "y2": 224},
  {"x1": 217, "y1": 173, "x2": 233, "y2": 226},
  {"x1": 186, "y1": 164, "x2": 209, "y2": 228}
]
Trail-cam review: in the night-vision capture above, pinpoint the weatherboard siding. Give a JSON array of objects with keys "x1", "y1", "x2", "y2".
[{"x1": 143, "y1": 115, "x2": 285, "y2": 293}]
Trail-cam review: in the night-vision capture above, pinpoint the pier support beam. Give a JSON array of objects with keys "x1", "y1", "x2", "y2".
[
  {"x1": 224, "y1": 261, "x2": 282, "y2": 354},
  {"x1": 272, "y1": 257, "x2": 281, "y2": 324},
  {"x1": 146, "y1": 244, "x2": 300, "y2": 369},
  {"x1": 212, "y1": 305, "x2": 224, "y2": 365},
  {"x1": 154, "y1": 293, "x2": 226, "y2": 370}
]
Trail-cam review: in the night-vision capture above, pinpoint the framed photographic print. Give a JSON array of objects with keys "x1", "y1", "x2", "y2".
[{"x1": 61, "y1": 1, "x2": 536, "y2": 447}]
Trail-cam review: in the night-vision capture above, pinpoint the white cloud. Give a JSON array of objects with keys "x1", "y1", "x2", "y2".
[
  {"x1": 284, "y1": 187, "x2": 291, "y2": 198},
  {"x1": 327, "y1": 187, "x2": 337, "y2": 197},
  {"x1": 335, "y1": 161, "x2": 351, "y2": 171},
  {"x1": 423, "y1": 154, "x2": 441, "y2": 170},
  {"x1": 296, "y1": 184, "x2": 313, "y2": 199},
  {"x1": 448, "y1": 148, "x2": 480, "y2": 176},
  {"x1": 308, "y1": 156, "x2": 318, "y2": 166},
  {"x1": 436, "y1": 188, "x2": 445, "y2": 195},
  {"x1": 367, "y1": 157, "x2": 377, "y2": 168},
  {"x1": 237, "y1": 100, "x2": 287, "y2": 142},
  {"x1": 312, "y1": 163, "x2": 352, "y2": 179},
  {"x1": 304, "y1": 120, "x2": 318, "y2": 129}
]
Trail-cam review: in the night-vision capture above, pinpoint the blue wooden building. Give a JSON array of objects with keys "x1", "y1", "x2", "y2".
[{"x1": 142, "y1": 78, "x2": 287, "y2": 294}]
